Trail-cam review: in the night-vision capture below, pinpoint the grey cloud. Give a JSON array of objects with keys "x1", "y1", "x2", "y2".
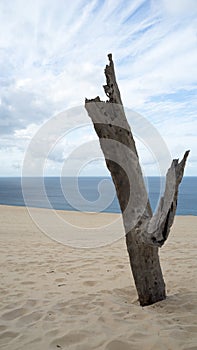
[{"x1": 0, "y1": 87, "x2": 56, "y2": 135}]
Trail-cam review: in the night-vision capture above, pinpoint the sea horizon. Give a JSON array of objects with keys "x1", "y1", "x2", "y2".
[{"x1": 0, "y1": 176, "x2": 196, "y2": 216}]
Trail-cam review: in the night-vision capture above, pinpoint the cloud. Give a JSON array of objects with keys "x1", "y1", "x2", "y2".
[
  {"x1": 162, "y1": 0, "x2": 197, "y2": 16},
  {"x1": 0, "y1": 0, "x2": 196, "y2": 175}
]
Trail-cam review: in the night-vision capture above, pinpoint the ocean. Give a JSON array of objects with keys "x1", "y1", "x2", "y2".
[{"x1": 0, "y1": 177, "x2": 196, "y2": 216}]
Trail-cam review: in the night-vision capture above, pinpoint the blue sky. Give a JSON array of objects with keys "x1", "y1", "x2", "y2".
[{"x1": 0, "y1": 0, "x2": 197, "y2": 176}]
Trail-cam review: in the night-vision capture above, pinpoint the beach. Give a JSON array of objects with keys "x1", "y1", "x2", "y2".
[{"x1": 0, "y1": 205, "x2": 196, "y2": 350}]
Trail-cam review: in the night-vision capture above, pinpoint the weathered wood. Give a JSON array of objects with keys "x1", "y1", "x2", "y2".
[
  {"x1": 85, "y1": 54, "x2": 189, "y2": 306},
  {"x1": 146, "y1": 151, "x2": 190, "y2": 246}
]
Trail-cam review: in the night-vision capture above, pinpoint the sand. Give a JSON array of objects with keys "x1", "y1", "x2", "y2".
[{"x1": 0, "y1": 205, "x2": 196, "y2": 350}]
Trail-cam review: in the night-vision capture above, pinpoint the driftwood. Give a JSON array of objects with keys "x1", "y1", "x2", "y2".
[{"x1": 85, "y1": 54, "x2": 189, "y2": 306}]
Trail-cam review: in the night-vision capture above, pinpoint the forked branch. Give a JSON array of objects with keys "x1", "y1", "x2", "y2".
[{"x1": 85, "y1": 54, "x2": 189, "y2": 248}]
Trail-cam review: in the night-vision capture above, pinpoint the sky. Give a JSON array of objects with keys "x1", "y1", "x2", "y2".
[{"x1": 0, "y1": 0, "x2": 197, "y2": 177}]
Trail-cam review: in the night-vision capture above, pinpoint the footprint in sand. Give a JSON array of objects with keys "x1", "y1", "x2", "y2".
[
  {"x1": 55, "y1": 278, "x2": 66, "y2": 283},
  {"x1": 50, "y1": 331, "x2": 88, "y2": 349},
  {"x1": 116, "y1": 264, "x2": 125, "y2": 269},
  {"x1": 16, "y1": 311, "x2": 43, "y2": 326},
  {"x1": 21, "y1": 280, "x2": 35, "y2": 286},
  {"x1": 105, "y1": 339, "x2": 135, "y2": 350},
  {"x1": 23, "y1": 299, "x2": 38, "y2": 308},
  {"x1": 0, "y1": 325, "x2": 7, "y2": 332},
  {"x1": 83, "y1": 280, "x2": 97, "y2": 287},
  {"x1": 0, "y1": 331, "x2": 19, "y2": 346},
  {"x1": 1, "y1": 308, "x2": 27, "y2": 321}
]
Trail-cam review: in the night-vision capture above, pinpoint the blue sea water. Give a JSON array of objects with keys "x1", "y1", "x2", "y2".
[{"x1": 0, "y1": 177, "x2": 196, "y2": 215}]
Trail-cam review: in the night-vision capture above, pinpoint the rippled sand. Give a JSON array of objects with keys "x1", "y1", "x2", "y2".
[{"x1": 0, "y1": 205, "x2": 196, "y2": 350}]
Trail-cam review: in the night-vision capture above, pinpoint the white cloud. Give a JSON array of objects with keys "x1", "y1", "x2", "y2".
[
  {"x1": 162, "y1": 0, "x2": 197, "y2": 16},
  {"x1": 0, "y1": 0, "x2": 196, "y2": 175}
]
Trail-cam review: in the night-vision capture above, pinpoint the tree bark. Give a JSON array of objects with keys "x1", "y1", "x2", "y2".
[{"x1": 85, "y1": 54, "x2": 189, "y2": 306}]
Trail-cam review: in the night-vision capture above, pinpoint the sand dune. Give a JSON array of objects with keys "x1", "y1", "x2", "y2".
[{"x1": 0, "y1": 205, "x2": 196, "y2": 350}]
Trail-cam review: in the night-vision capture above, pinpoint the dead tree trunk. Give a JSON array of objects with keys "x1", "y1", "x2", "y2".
[{"x1": 85, "y1": 54, "x2": 189, "y2": 306}]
